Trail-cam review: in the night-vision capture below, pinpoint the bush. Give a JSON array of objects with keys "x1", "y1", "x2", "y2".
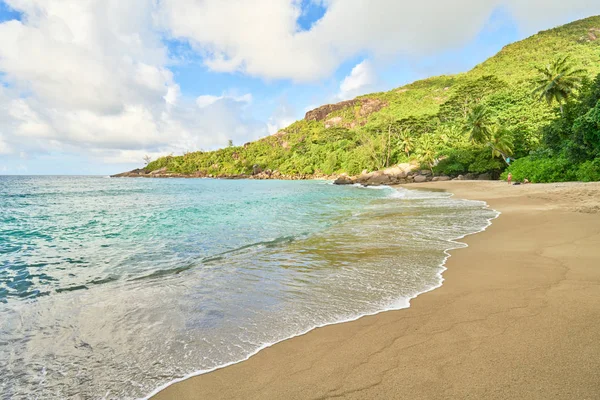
[
  {"x1": 146, "y1": 155, "x2": 174, "y2": 171},
  {"x1": 501, "y1": 155, "x2": 578, "y2": 183},
  {"x1": 576, "y1": 159, "x2": 600, "y2": 181},
  {"x1": 468, "y1": 151, "x2": 505, "y2": 174},
  {"x1": 302, "y1": 165, "x2": 314, "y2": 175},
  {"x1": 342, "y1": 156, "x2": 363, "y2": 176},
  {"x1": 434, "y1": 148, "x2": 474, "y2": 175},
  {"x1": 321, "y1": 153, "x2": 339, "y2": 175}
]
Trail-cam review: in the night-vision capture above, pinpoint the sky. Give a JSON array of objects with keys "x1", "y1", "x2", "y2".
[{"x1": 0, "y1": 0, "x2": 599, "y2": 175}]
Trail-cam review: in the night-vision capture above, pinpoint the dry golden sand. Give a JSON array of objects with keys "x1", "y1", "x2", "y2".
[{"x1": 153, "y1": 181, "x2": 600, "y2": 400}]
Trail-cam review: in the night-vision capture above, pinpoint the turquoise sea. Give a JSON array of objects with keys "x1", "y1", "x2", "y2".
[{"x1": 0, "y1": 176, "x2": 497, "y2": 399}]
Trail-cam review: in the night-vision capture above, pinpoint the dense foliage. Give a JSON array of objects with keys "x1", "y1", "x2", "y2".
[
  {"x1": 503, "y1": 73, "x2": 600, "y2": 182},
  {"x1": 145, "y1": 17, "x2": 600, "y2": 180}
]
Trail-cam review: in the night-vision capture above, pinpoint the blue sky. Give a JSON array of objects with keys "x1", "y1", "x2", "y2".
[
  {"x1": 166, "y1": 6, "x2": 520, "y2": 123},
  {"x1": 0, "y1": 0, "x2": 598, "y2": 175}
]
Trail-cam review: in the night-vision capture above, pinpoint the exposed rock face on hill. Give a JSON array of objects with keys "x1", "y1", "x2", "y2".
[
  {"x1": 304, "y1": 98, "x2": 387, "y2": 124},
  {"x1": 582, "y1": 27, "x2": 600, "y2": 41},
  {"x1": 305, "y1": 100, "x2": 356, "y2": 121},
  {"x1": 358, "y1": 98, "x2": 387, "y2": 116}
]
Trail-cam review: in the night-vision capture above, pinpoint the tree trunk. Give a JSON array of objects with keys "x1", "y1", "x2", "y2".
[
  {"x1": 386, "y1": 124, "x2": 392, "y2": 168},
  {"x1": 497, "y1": 148, "x2": 511, "y2": 165},
  {"x1": 559, "y1": 103, "x2": 564, "y2": 115}
]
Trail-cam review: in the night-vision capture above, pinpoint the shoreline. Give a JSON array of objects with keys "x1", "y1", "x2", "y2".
[
  {"x1": 110, "y1": 164, "x2": 493, "y2": 185},
  {"x1": 151, "y1": 181, "x2": 600, "y2": 400},
  {"x1": 144, "y1": 185, "x2": 498, "y2": 399}
]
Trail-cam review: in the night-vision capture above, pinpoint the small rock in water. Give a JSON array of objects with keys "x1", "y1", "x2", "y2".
[{"x1": 333, "y1": 174, "x2": 354, "y2": 185}]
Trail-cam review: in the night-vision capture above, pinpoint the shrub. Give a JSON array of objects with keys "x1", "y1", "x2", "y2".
[
  {"x1": 501, "y1": 155, "x2": 577, "y2": 183},
  {"x1": 302, "y1": 165, "x2": 314, "y2": 175},
  {"x1": 434, "y1": 148, "x2": 474, "y2": 175},
  {"x1": 576, "y1": 159, "x2": 600, "y2": 181},
  {"x1": 468, "y1": 149, "x2": 505, "y2": 174}
]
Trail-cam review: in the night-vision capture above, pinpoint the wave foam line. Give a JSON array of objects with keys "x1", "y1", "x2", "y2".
[{"x1": 141, "y1": 188, "x2": 501, "y2": 400}]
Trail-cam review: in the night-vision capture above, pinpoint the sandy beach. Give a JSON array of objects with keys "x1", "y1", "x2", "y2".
[{"x1": 152, "y1": 181, "x2": 600, "y2": 400}]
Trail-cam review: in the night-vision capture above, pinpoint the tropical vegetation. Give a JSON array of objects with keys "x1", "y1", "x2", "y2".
[
  {"x1": 503, "y1": 72, "x2": 600, "y2": 182},
  {"x1": 532, "y1": 55, "x2": 587, "y2": 114},
  {"x1": 144, "y1": 16, "x2": 600, "y2": 182}
]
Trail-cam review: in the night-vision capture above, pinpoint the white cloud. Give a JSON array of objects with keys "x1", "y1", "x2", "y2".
[
  {"x1": 338, "y1": 60, "x2": 376, "y2": 100},
  {"x1": 196, "y1": 95, "x2": 222, "y2": 109},
  {"x1": 191, "y1": 95, "x2": 267, "y2": 148},
  {"x1": 505, "y1": 0, "x2": 600, "y2": 32},
  {"x1": 157, "y1": 0, "x2": 600, "y2": 81},
  {"x1": 196, "y1": 93, "x2": 253, "y2": 109},
  {"x1": 0, "y1": 0, "x2": 266, "y2": 167},
  {"x1": 0, "y1": 135, "x2": 12, "y2": 154},
  {"x1": 157, "y1": 0, "x2": 327, "y2": 81},
  {"x1": 1, "y1": 0, "x2": 599, "y2": 171},
  {"x1": 267, "y1": 100, "x2": 297, "y2": 135}
]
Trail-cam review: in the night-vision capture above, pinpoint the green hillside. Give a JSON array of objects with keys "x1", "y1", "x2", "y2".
[{"x1": 145, "y1": 16, "x2": 600, "y2": 180}]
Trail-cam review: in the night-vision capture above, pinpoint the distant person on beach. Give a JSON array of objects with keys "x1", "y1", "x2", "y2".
[
  {"x1": 507, "y1": 173, "x2": 512, "y2": 185},
  {"x1": 523, "y1": 178, "x2": 530, "y2": 184}
]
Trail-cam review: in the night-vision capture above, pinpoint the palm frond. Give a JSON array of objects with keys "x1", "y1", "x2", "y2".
[{"x1": 532, "y1": 55, "x2": 587, "y2": 113}]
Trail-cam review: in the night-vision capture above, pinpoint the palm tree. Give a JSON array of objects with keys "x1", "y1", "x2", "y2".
[
  {"x1": 438, "y1": 125, "x2": 466, "y2": 147},
  {"x1": 417, "y1": 135, "x2": 437, "y2": 174},
  {"x1": 532, "y1": 55, "x2": 586, "y2": 114},
  {"x1": 383, "y1": 116, "x2": 397, "y2": 168},
  {"x1": 487, "y1": 126, "x2": 514, "y2": 165},
  {"x1": 359, "y1": 131, "x2": 385, "y2": 170},
  {"x1": 436, "y1": 129, "x2": 450, "y2": 147},
  {"x1": 465, "y1": 104, "x2": 492, "y2": 144},
  {"x1": 397, "y1": 128, "x2": 414, "y2": 157}
]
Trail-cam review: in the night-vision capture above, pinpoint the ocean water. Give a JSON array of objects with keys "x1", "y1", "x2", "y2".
[{"x1": 0, "y1": 176, "x2": 497, "y2": 399}]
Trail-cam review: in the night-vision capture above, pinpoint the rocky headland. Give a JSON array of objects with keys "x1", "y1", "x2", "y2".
[{"x1": 111, "y1": 163, "x2": 495, "y2": 185}]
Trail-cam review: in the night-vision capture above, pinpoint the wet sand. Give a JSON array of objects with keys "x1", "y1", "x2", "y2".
[{"x1": 152, "y1": 181, "x2": 600, "y2": 400}]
